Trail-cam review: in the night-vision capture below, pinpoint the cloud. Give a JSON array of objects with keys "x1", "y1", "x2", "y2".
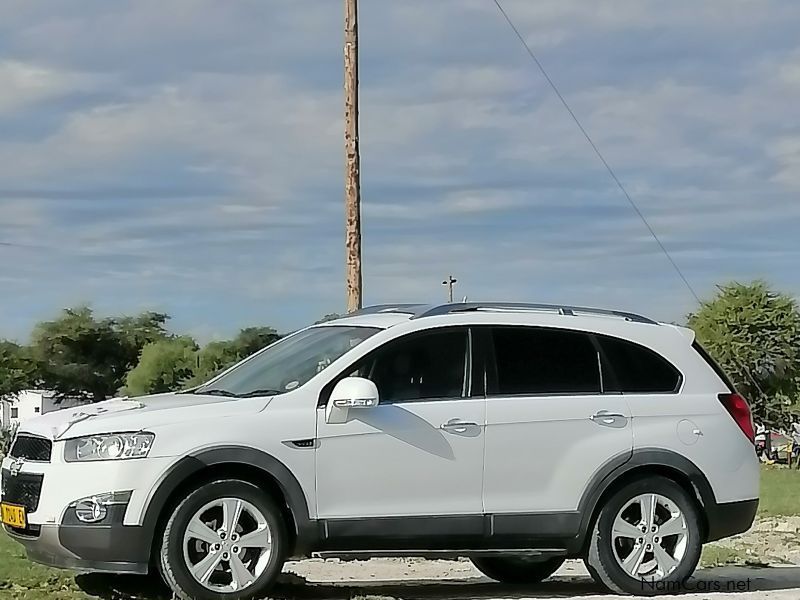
[
  {"x1": 0, "y1": 60, "x2": 105, "y2": 115},
  {"x1": 0, "y1": 1, "x2": 799, "y2": 341},
  {"x1": 769, "y1": 136, "x2": 800, "y2": 189}
]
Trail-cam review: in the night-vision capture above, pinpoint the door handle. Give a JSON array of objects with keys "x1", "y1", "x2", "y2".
[
  {"x1": 590, "y1": 411, "x2": 628, "y2": 428},
  {"x1": 440, "y1": 419, "x2": 478, "y2": 434}
]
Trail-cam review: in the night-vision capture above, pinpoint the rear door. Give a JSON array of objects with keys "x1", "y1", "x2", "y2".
[{"x1": 481, "y1": 326, "x2": 633, "y2": 524}]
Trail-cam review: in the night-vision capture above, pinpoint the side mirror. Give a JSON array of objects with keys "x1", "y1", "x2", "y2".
[{"x1": 325, "y1": 377, "x2": 379, "y2": 424}]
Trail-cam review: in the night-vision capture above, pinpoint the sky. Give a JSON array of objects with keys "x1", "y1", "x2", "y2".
[{"x1": 1, "y1": 0, "x2": 799, "y2": 342}]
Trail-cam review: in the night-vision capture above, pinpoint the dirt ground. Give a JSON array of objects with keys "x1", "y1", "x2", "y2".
[
  {"x1": 276, "y1": 517, "x2": 800, "y2": 600},
  {"x1": 711, "y1": 516, "x2": 800, "y2": 565},
  {"x1": 281, "y1": 558, "x2": 800, "y2": 599},
  {"x1": 69, "y1": 517, "x2": 800, "y2": 599}
]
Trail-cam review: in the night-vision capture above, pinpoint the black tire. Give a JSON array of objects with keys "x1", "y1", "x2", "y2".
[
  {"x1": 471, "y1": 555, "x2": 565, "y2": 584},
  {"x1": 158, "y1": 479, "x2": 287, "y2": 600},
  {"x1": 585, "y1": 476, "x2": 702, "y2": 596}
]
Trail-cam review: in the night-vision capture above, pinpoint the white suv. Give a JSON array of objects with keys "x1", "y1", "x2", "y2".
[{"x1": 1, "y1": 302, "x2": 759, "y2": 598}]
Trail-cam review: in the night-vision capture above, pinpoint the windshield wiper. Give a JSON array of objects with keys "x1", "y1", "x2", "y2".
[
  {"x1": 235, "y1": 389, "x2": 282, "y2": 398},
  {"x1": 197, "y1": 388, "x2": 238, "y2": 397}
]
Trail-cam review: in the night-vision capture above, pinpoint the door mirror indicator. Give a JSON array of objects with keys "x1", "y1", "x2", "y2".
[{"x1": 326, "y1": 377, "x2": 379, "y2": 423}]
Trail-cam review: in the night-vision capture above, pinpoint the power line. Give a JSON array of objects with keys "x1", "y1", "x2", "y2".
[
  {"x1": 490, "y1": 0, "x2": 770, "y2": 400},
  {"x1": 490, "y1": 0, "x2": 700, "y2": 305}
]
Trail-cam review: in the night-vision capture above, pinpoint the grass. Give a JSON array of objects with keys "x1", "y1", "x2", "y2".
[
  {"x1": 0, "y1": 533, "x2": 84, "y2": 599},
  {"x1": 2, "y1": 466, "x2": 799, "y2": 598},
  {"x1": 758, "y1": 464, "x2": 800, "y2": 516},
  {"x1": 699, "y1": 545, "x2": 749, "y2": 568}
]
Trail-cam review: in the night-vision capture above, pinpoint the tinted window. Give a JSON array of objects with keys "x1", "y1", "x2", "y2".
[
  {"x1": 490, "y1": 327, "x2": 601, "y2": 395},
  {"x1": 356, "y1": 329, "x2": 468, "y2": 403},
  {"x1": 599, "y1": 336, "x2": 680, "y2": 393}
]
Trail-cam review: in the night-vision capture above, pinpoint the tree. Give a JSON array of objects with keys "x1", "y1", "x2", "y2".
[
  {"x1": 30, "y1": 307, "x2": 171, "y2": 403},
  {"x1": 688, "y1": 281, "x2": 800, "y2": 423},
  {"x1": 118, "y1": 311, "x2": 171, "y2": 355},
  {"x1": 0, "y1": 341, "x2": 33, "y2": 401},
  {"x1": 123, "y1": 325, "x2": 283, "y2": 395},
  {"x1": 184, "y1": 328, "x2": 282, "y2": 388},
  {"x1": 183, "y1": 340, "x2": 241, "y2": 388},
  {"x1": 125, "y1": 337, "x2": 198, "y2": 397},
  {"x1": 231, "y1": 327, "x2": 280, "y2": 358}
]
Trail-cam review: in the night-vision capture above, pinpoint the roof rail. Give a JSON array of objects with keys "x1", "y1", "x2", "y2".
[
  {"x1": 412, "y1": 302, "x2": 658, "y2": 324},
  {"x1": 347, "y1": 303, "x2": 427, "y2": 317}
]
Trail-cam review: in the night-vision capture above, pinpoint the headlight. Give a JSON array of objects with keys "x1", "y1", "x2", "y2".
[{"x1": 64, "y1": 432, "x2": 155, "y2": 462}]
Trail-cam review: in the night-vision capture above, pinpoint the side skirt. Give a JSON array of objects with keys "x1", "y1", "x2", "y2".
[{"x1": 316, "y1": 512, "x2": 582, "y2": 554}]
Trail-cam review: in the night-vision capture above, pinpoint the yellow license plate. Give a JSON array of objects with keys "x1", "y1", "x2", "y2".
[{"x1": 1, "y1": 503, "x2": 26, "y2": 528}]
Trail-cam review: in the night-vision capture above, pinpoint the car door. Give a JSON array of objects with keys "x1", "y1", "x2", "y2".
[
  {"x1": 481, "y1": 326, "x2": 633, "y2": 537},
  {"x1": 315, "y1": 327, "x2": 485, "y2": 544}
]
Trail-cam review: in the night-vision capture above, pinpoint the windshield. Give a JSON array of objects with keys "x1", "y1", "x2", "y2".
[{"x1": 194, "y1": 325, "x2": 380, "y2": 397}]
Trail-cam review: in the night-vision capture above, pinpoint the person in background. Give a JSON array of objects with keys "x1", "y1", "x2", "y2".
[
  {"x1": 791, "y1": 417, "x2": 800, "y2": 469},
  {"x1": 755, "y1": 420, "x2": 768, "y2": 461}
]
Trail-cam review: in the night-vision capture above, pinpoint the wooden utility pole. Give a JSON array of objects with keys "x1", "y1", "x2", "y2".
[
  {"x1": 344, "y1": 0, "x2": 362, "y2": 312},
  {"x1": 442, "y1": 275, "x2": 458, "y2": 303}
]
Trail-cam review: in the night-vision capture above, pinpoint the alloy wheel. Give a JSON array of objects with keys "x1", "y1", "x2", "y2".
[
  {"x1": 182, "y1": 497, "x2": 274, "y2": 593},
  {"x1": 611, "y1": 493, "x2": 689, "y2": 581}
]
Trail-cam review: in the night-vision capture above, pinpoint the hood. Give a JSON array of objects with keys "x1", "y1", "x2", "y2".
[{"x1": 17, "y1": 392, "x2": 268, "y2": 441}]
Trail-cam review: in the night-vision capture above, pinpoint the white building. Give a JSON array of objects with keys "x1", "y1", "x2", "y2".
[{"x1": 0, "y1": 390, "x2": 88, "y2": 429}]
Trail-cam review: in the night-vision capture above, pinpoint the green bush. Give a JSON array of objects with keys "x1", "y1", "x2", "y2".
[{"x1": 0, "y1": 424, "x2": 18, "y2": 459}]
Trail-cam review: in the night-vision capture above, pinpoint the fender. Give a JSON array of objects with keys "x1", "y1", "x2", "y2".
[
  {"x1": 139, "y1": 446, "x2": 316, "y2": 556},
  {"x1": 570, "y1": 448, "x2": 716, "y2": 552}
]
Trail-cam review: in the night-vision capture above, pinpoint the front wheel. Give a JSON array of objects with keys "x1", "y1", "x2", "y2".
[
  {"x1": 158, "y1": 479, "x2": 287, "y2": 600},
  {"x1": 471, "y1": 555, "x2": 565, "y2": 584},
  {"x1": 585, "y1": 476, "x2": 702, "y2": 595}
]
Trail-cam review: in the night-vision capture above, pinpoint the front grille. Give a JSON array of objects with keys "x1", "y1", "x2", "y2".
[
  {"x1": 10, "y1": 435, "x2": 52, "y2": 462},
  {"x1": 1, "y1": 469, "x2": 44, "y2": 513}
]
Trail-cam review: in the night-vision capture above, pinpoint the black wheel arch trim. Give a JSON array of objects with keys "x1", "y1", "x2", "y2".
[
  {"x1": 572, "y1": 447, "x2": 719, "y2": 552},
  {"x1": 139, "y1": 446, "x2": 315, "y2": 558}
]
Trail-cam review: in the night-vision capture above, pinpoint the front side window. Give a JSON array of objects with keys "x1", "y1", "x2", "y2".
[
  {"x1": 195, "y1": 326, "x2": 380, "y2": 398},
  {"x1": 490, "y1": 327, "x2": 601, "y2": 395},
  {"x1": 599, "y1": 336, "x2": 681, "y2": 393},
  {"x1": 353, "y1": 329, "x2": 469, "y2": 403}
]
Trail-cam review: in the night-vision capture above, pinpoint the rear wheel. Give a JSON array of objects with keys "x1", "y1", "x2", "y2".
[
  {"x1": 585, "y1": 476, "x2": 702, "y2": 595},
  {"x1": 471, "y1": 555, "x2": 565, "y2": 584},
  {"x1": 159, "y1": 479, "x2": 287, "y2": 600}
]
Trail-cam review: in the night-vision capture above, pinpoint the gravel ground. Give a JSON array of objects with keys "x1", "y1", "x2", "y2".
[
  {"x1": 711, "y1": 516, "x2": 800, "y2": 565},
  {"x1": 73, "y1": 518, "x2": 800, "y2": 599},
  {"x1": 277, "y1": 516, "x2": 800, "y2": 599},
  {"x1": 283, "y1": 558, "x2": 800, "y2": 599}
]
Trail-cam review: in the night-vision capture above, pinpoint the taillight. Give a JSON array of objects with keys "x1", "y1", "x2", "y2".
[{"x1": 718, "y1": 393, "x2": 755, "y2": 443}]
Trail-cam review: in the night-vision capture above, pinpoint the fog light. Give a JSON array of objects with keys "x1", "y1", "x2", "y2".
[
  {"x1": 70, "y1": 491, "x2": 132, "y2": 524},
  {"x1": 75, "y1": 498, "x2": 107, "y2": 523}
]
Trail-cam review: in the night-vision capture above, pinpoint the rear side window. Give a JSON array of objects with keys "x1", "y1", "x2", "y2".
[
  {"x1": 599, "y1": 336, "x2": 681, "y2": 393},
  {"x1": 490, "y1": 327, "x2": 601, "y2": 395}
]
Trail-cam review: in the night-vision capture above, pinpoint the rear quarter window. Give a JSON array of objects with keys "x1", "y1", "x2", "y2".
[{"x1": 598, "y1": 336, "x2": 681, "y2": 394}]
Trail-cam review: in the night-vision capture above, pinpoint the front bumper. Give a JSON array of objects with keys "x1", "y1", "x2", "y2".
[
  {"x1": 1, "y1": 451, "x2": 177, "y2": 575},
  {"x1": 5, "y1": 522, "x2": 149, "y2": 575}
]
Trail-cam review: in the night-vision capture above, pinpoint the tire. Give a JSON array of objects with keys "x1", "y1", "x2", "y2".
[
  {"x1": 585, "y1": 476, "x2": 702, "y2": 596},
  {"x1": 158, "y1": 479, "x2": 287, "y2": 600},
  {"x1": 471, "y1": 555, "x2": 565, "y2": 584}
]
